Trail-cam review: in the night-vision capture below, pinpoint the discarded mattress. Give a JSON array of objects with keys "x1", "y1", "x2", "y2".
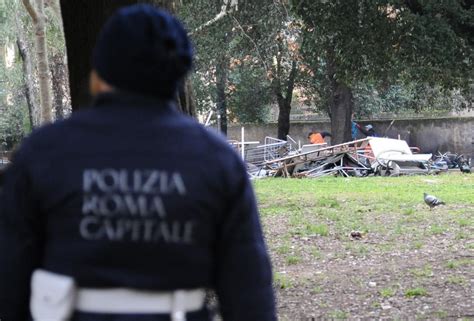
[{"x1": 368, "y1": 137, "x2": 432, "y2": 162}]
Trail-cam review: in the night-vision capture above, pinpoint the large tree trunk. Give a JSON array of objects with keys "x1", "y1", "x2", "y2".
[
  {"x1": 276, "y1": 99, "x2": 290, "y2": 140},
  {"x1": 50, "y1": 52, "x2": 69, "y2": 120},
  {"x1": 16, "y1": 4, "x2": 37, "y2": 129},
  {"x1": 276, "y1": 61, "x2": 297, "y2": 140},
  {"x1": 215, "y1": 56, "x2": 228, "y2": 135},
  {"x1": 60, "y1": 0, "x2": 136, "y2": 110},
  {"x1": 23, "y1": 0, "x2": 53, "y2": 124},
  {"x1": 327, "y1": 47, "x2": 352, "y2": 144},
  {"x1": 60, "y1": 0, "x2": 195, "y2": 115},
  {"x1": 16, "y1": 38, "x2": 36, "y2": 130},
  {"x1": 177, "y1": 78, "x2": 196, "y2": 117},
  {"x1": 329, "y1": 82, "x2": 353, "y2": 144}
]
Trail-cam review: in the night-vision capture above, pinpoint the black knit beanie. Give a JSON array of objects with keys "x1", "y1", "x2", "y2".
[{"x1": 92, "y1": 4, "x2": 193, "y2": 99}]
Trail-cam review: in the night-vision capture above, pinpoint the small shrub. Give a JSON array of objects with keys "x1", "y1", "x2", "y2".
[
  {"x1": 379, "y1": 288, "x2": 395, "y2": 298},
  {"x1": 445, "y1": 259, "x2": 473, "y2": 269},
  {"x1": 446, "y1": 275, "x2": 465, "y2": 285},
  {"x1": 455, "y1": 232, "x2": 467, "y2": 240},
  {"x1": 305, "y1": 223, "x2": 329, "y2": 236},
  {"x1": 410, "y1": 266, "x2": 433, "y2": 278},
  {"x1": 310, "y1": 246, "x2": 322, "y2": 258},
  {"x1": 328, "y1": 310, "x2": 348, "y2": 319},
  {"x1": 286, "y1": 255, "x2": 301, "y2": 265},
  {"x1": 311, "y1": 286, "x2": 322, "y2": 294},
  {"x1": 457, "y1": 218, "x2": 470, "y2": 227},
  {"x1": 274, "y1": 272, "x2": 292, "y2": 289},
  {"x1": 318, "y1": 197, "x2": 340, "y2": 208},
  {"x1": 276, "y1": 243, "x2": 291, "y2": 255},
  {"x1": 405, "y1": 287, "x2": 428, "y2": 297},
  {"x1": 412, "y1": 241, "x2": 423, "y2": 249},
  {"x1": 429, "y1": 225, "x2": 445, "y2": 235}
]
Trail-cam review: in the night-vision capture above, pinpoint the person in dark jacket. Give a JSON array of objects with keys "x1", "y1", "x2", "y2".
[
  {"x1": 0, "y1": 5, "x2": 276, "y2": 321},
  {"x1": 357, "y1": 124, "x2": 378, "y2": 137}
]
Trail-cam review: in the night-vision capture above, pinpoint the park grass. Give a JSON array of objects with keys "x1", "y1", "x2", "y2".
[
  {"x1": 255, "y1": 175, "x2": 473, "y2": 238},
  {"x1": 253, "y1": 174, "x2": 474, "y2": 319}
]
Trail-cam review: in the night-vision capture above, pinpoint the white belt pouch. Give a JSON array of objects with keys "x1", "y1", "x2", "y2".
[
  {"x1": 30, "y1": 269, "x2": 76, "y2": 321},
  {"x1": 30, "y1": 269, "x2": 205, "y2": 321}
]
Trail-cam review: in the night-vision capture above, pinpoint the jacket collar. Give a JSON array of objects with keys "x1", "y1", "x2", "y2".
[{"x1": 92, "y1": 91, "x2": 178, "y2": 114}]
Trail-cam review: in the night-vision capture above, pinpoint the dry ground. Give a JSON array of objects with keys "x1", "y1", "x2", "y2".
[{"x1": 255, "y1": 175, "x2": 473, "y2": 320}]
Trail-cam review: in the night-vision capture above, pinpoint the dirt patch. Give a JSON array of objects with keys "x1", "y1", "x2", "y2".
[{"x1": 263, "y1": 206, "x2": 474, "y2": 320}]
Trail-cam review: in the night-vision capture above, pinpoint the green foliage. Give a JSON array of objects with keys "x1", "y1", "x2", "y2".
[
  {"x1": 393, "y1": 0, "x2": 473, "y2": 89},
  {"x1": 0, "y1": 70, "x2": 31, "y2": 149},
  {"x1": 292, "y1": 0, "x2": 473, "y2": 119},
  {"x1": 294, "y1": 0, "x2": 473, "y2": 86},
  {"x1": 445, "y1": 259, "x2": 473, "y2": 269},
  {"x1": 285, "y1": 254, "x2": 301, "y2": 265},
  {"x1": 274, "y1": 272, "x2": 293, "y2": 289},
  {"x1": 446, "y1": 275, "x2": 465, "y2": 285},
  {"x1": 227, "y1": 62, "x2": 272, "y2": 123},
  {"x1": 0, "y1": 0, "x2": 8, "y2": 25},
  {"x1": 0, "y1": 0, "x2": 33, "y2": 148},
  {"x1": 304, "y1": 223, "x2": 329, "y2": 236},
  {"x1": 181, "y1": 0, "x2": 299, "y2": 125},
  {"x1": 405, "y1": 287, "x2": 428, "y2": 297},
  {"x1": 45, "y1": 2, "x2": 66, "y2": 56},
  {"x1": 379, "y1": 287, "x2": 396, "y2": 298},
  {"x1": 295, "y1": 0, "x2": 398, "y2": 84},
  {"x1": 181, "y1": 0, "x2": 473, "y2": 127}
]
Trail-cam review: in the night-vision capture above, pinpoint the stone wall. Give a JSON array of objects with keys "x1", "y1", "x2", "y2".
[{"x1": 227, "y1": 117, "x2": 474, "y2": 158}]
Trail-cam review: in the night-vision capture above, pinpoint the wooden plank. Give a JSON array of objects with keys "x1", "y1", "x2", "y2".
[{"x1": 264, "y1": 138, "x2": 370, "y2": 165}]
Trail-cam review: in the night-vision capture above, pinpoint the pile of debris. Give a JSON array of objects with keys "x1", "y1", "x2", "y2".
[
  {"x1": 432, "y1": 151, "x2": 471, "y2": 173},
  {"x1": 234, "y1": 136, "x2": 470, "y2": 179}
]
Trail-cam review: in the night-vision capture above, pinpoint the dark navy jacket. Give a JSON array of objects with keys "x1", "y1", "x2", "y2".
[{"x1": 0, "y1": 92, "x2": 276, "y2": 321}]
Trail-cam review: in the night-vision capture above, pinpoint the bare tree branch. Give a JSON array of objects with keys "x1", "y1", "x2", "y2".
[
  {"x1": 189, "y1": 0, "x2": 238, "y2": 36},
  {"x1": 22, "y1": 0, "x2": 39, "y2": 23},
  {"x1": 230, "y1": 14, "x2": 269, "y2": 75}
]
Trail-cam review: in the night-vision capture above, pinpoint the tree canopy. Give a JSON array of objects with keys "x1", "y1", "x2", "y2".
[
  {"x1": 293, "y1": 0, "x2": 473, "y2": 142},
  {"x1": 0, "y1": 0, "x2": 472, "y2": 148}
]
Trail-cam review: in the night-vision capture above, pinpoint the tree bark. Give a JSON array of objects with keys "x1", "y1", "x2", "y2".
[
  {"x1": 50, "y1": 53, "x2": 69, "y2": 120},
  {"x1": 15, "y1": 5, "x2": 37, "y2": 129},
  {"x1": 272, "y1": 36, "x2": 297, "y2": 140},
  {"x1": 329, "y1": 82, "x2": 353, "y2": 144},
  {"x1": 276, "y1": 60, "x2": 297, "y2": 140},
  {"x1": 177, "y1": 78, "x2": 196, "y2": 117},
  {"x1": 60, "y1": 0, "x2": 137, "y2": 110},
  {"x1": 215, "y1": 56, "x2": 228, "y2": 135},
  {"x1": 16, "y1": 39, "x2": 36, "y2": 130},
  {"x1": 23, "y1": 0, "x2": 53, "y2": 124},
  {"x1": 60, "y1": 0, "x2": 196, "y2": 116},
  {"x1": 327, "y1": 47, "x2": 353, "y2": 144}
]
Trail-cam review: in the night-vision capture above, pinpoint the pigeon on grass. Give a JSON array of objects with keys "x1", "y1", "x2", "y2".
[{"x1": 423, "y1": 193, "x2": 445, "y2": 210}]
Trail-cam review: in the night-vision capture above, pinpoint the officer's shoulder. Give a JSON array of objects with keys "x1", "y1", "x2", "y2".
[
  {"x1": 22, "y1": 117, "x2": 73, "y2": 145},
  {"x1": 13, "y1": 117, "x2": 77, "y2": 162}
]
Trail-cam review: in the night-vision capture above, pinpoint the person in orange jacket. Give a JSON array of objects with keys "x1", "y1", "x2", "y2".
[{"x1": 308, "y1": 131, "x2": 331, "y2": 144}]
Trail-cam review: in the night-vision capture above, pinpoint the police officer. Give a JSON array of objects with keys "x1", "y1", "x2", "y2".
[{"x1": 0, "y1": 5, "x2": 276, "y2": 321}]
